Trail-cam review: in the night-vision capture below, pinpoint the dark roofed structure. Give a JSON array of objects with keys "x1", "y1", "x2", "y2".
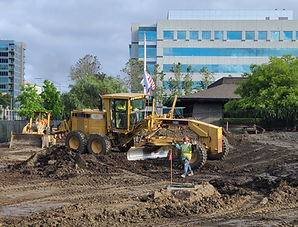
[{"x1": 177, "y1": 77, "x2": 247, "y2": 125}]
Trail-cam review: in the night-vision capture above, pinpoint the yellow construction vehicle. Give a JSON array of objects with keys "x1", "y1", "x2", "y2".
[
  {"x1": 62, "y1": 93, "x2": 229, "y2": 169},
  {"x1": 10, "y1": 112, "x2": 56, "y2": 148}
]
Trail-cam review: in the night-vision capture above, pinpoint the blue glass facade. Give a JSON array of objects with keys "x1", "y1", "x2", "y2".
[
  {"x1": 202, "y1": 31, "x2": 211, "y2": 40},
  {"x1": 138, "y1": 45, "x2": 157, "y2": 58},
  {"x1": 270, "y1": 31, "x2": 280, "y2": 40},
  {"x1": 190, "y1": 31, "x2": 198, "y2": 40},
  {"x1": 227, "y1": 31, "x2": 242, "y2": 40},
  {"x1": 0, "y1": 40, "x2": 25, "y2": 99},
  {"x1": 163, "y1": 64, "x2": 251, "y2": 73},
  {"x1": 163, "y1": 48, "x2": 298, "y2": 57},
  {"x1": 246, "y1": 31, "x2": 255, "y2": 40},
  {"x1": 283, "y1": 31, "x2": 292, "y2": 40},
  {"x1": 177, "y1": 31, "x2": 186, "y2": 40},
  {"x1": 258, "y1": 31, "x2": 267, "y2": 40},
  {"x1": 163, "y1": 31, "x2": 174, "y2": 40},
  {"x1": 214, "y1": 31, "x2": 223, "y2": 40}
]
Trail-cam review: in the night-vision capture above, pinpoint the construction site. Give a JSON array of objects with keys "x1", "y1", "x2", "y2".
[{"x1": 0, "y1": 131, "x2": 297, "y2": 226}]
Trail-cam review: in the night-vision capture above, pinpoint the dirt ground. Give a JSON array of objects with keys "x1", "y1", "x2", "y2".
[{"x1": 0, "y1": 132, "x2": 297, "y2": 226}]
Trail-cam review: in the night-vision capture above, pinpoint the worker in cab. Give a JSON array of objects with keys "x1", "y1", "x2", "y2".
[
  {"x1": 175, "y1": 136, "x2": 194, "y2": 178},
  {"x1": 117, "y1": 100, "x2": 126, "y2": 111}
]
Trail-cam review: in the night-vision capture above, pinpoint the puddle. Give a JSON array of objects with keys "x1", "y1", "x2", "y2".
[{"x1": 0, "y1": 201, "x2": 69, "y2": 216}]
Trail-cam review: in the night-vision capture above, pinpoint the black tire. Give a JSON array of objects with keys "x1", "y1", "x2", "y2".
[
  {"x1": 87, "y1": 134, "x2": 111, "y2": 155},
  {"x1": 207, "y1": 135, "x2": 230, "y2": 160},
  {"x1": 189, "y1": 142, "x2": 207, "y2": 169},
  {"x1": 65, "y1": 130, "x2": 87, "y2": 153},
  {"x1": 118, "y1": 139, "x2": 134, "y2": 152}
]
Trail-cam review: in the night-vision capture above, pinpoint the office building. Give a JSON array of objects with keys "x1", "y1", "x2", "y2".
[
  {"x1": 0, "y1": 40, "x2": 26, "y2": 100},
  {"x1": 130, "y1": 10, "x2": 298, "y2": 90}
]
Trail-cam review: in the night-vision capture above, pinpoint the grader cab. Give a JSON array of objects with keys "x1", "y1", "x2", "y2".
[{"x1": 64, "y1": 93, "x2": 229, "y2": 170}]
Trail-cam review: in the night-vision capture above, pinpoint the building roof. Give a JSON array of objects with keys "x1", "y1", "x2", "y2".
[{"x1": 178, "y1": 77, "x2": 247, "y2": 102}]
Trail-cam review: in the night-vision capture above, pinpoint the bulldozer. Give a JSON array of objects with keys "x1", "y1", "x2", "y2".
[
  {"x1": 61, "y1": 93, "x2": 229, "y2": 169},
  {"x1": 10, "y1": 111, "x2": 56, "y2": 148}
]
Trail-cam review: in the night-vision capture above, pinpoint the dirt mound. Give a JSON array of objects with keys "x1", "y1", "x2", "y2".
[
  {"x1": 158, "y1": 127, "x2": 199, "y2": 141},
  {"x1": 10, "y1": 146, "x2": 121, "y2": 179},
  {"x1": 96, "y1": 182, "x2": 238, "y2": 224}
]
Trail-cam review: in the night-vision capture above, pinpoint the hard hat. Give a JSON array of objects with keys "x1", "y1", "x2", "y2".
[{"x1": 184, "y1": 136, "x2": 189, "y2": 142}]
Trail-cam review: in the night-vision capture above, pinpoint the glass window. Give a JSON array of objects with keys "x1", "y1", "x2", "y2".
[
  {"x1": 245, "y1": 31, "x2": 255, "y2": 40},
  {"x1": 138, "y1": 31, "x2": 157, "y2": 42},
  {"x1": 111, "y1": 99, "x2": 128, "y2": 129},
  {"x1": 163, "y1": 47, "x2": 298, "y2": 57},
  {"x1": 296, "y1": 31, "x2": 298, "y2": 40},
  {"x1": 283, "y1": 31, "x2": 292, "y2": 40},
  {"x1": 202, "y1": 31, "x2": 211, "y2": 40},
  {"x1": 130, "y1": 99, "x2": 146, "y2": 129},
  {"x1": 163, "y1": 64, "x2": 251, "y2": 73},
  {"x1": 258, "y1": 31, "x2": 267, "y2": 40},
  {"x1": 163, "y1": 31, "x2": 174, "y2": 40},
  {"x1": 270, "y1": 31, "x2": 280, "y2": 41},
  {"x1": 214, "y1": 31, "x2": 223, "y2": 40},
  {"x1": 190, "y1": 31, "x2": 198, "y2": 40},
  {"x1": 138, "y1": 45, "x2": 156, "y2": 58},
  {"x1": 227, "y1": 31, "x2": 242, "y2": 40},
  {"x1": 177, "y1": 31, "x2": 186, "y2": 40}
]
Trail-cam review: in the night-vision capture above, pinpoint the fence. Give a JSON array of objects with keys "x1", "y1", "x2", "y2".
[
  {"x1": 0, "y1": 120, "x2": 62, "y2": 143},
  {"x1": 0, "y1": 107, "x2": 23, "y2": 120}
]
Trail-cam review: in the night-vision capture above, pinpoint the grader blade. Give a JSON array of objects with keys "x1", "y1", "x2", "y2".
[
  {"x1": 127, "y1": 145, "x2": 171, "y2": 161},
  {"x1": 10, "y1": 133, "x2": 44, "y2": 148}
]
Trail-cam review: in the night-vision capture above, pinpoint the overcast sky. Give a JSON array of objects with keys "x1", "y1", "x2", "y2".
[{"x1": 0, "y1": 0, "x2": 297, "y2": 92}]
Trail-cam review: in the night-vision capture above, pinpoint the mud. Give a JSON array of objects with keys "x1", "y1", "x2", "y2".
[{"x1": 0, "y1": 132, "x2": 297, "y2": 226}]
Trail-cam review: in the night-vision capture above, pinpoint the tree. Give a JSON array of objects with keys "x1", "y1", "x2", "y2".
[
  {"x1": 70, "y1": 54, "x2": 102, "y2": 81},
  {"x1": 121, "y1": 58, "x2": 144, "y2": 93},
  {"x1": 199, "y1": 66, "x2": 215, "y2": 90},
  {"x1": 151, "y1": 64, "x2": 165, "y2": 106},
  {"x1": 225, "y1": 55, "x2": 298, "y2": 123},
  {"x1": 0, "y1": 93, "x2": 12, "y2": 108},
  {"x1": 15, "y1": 84, "x2": 45, "y2": 119},
  {"x1": 62, "y1": 74, "x2": 128, "y2": 115},
  {"x1": 182, "y1": 66, "x2": 194, "y2": 95},
  {"x1": 41, "y1": 80, "x2": 64, "y2": 119},
  {"x1": 168, "y1": 63, "x2": 183, "y2": 102}
]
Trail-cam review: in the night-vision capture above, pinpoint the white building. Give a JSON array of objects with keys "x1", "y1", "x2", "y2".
[{"x1": 130, "y1": 10, "x2": 298, "y2": 89}]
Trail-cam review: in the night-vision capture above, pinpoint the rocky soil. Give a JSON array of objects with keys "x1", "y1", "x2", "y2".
[{"x1": 0, "y1": 132, "x2": 297, "y2": 226}]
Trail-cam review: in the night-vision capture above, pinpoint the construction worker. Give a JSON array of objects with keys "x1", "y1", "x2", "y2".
[
  {"x1": 116, "y1": 100, "x2": 127, "y2": 128},
  {"x1": 117, "y1": 100, "x2": 126, "y2": 111},
  {"x1": 175, "y1": 136, "x2": 194, "y2": 178}
]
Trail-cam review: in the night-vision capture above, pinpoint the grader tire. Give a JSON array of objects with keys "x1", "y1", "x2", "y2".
[
  {"x1": 189, "y1": 142, "x2": 207, "y2": 169},
  {"x1": 207, "y1": 135, "x2": 230, "y2": 160},
  {"x1": 87, "y1": 134, "x2": 111, "y2": 155},
  {"x1": 65, "y1": 130, "x2": 87, "y2": 153}
]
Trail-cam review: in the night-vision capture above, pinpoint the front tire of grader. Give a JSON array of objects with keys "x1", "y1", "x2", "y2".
[
  {"x1": 207, "y1": 135, "x2": 230, "y2": 160},
  {"x1": 65, "y1": 130, "x2": 87, "y2": 153},
  {"x1": 87, "y1": 134, "x2": 111, "y2": 155},
  {"x1": 189, "y1": 142, "x2": 207, "y2": 169}
]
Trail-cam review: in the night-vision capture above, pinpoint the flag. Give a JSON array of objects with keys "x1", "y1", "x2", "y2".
[{"x1": 143, "y1": 71, "x2": 156, "y2": 94}]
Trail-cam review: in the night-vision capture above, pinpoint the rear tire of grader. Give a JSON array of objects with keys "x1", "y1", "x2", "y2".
[
  {"x1": 87, "y1": 134, "x2": 111, "y2": 155},
  {"x1": 189, "y1": 142, "x2": 207, "y2": 169},
  {"x1": 207, "y1": 135, "x2": 229, "y2": 160},
  {"x1": 65, "y1": 130, "x2": 87, "y2": 153}
]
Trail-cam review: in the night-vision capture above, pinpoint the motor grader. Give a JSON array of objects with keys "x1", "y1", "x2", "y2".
[
  {"x1": 10, "y1": 112, "x2": 56, "y2": 148},
  {"x1": 61, "y1": 93, "x2": 229, "y2": 169}
]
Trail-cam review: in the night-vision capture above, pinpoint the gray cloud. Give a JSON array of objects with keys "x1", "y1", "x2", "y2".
[{"x1": 0, "y1": 0, "x2": 297, "y2": 92}]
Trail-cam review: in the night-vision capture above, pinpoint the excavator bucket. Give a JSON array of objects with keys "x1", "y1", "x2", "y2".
[
  {"x1": 127, "y1": 145, "x2": 171, "y2": 161},
  {"x1": 10, "y1": 133, "x2": 46, "y2": 148}
]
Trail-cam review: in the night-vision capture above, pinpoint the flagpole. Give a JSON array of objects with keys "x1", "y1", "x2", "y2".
[{"x1": 143, "y1": 32, "x2": 147, "y2": 94}]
